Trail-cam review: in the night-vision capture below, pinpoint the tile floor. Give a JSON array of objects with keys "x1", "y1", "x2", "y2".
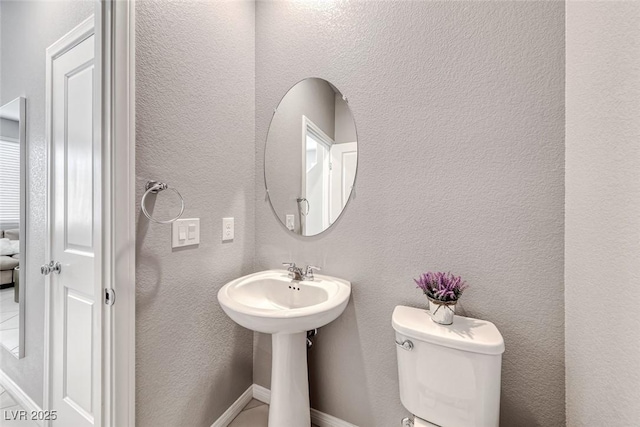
[
  {"x1": 228, "y1": 399, "x2": 268, "y2": 427},
  {"x1": 0, "y1": 288, "x2": 19, "y2": 357},
  {"x1": 227, "y1": 399, "x2": 319, "y2": 427},
  {"x1": 0, "y1": 385, "x2": 321, "y2": 427},
  {"x1": 0, "y1": 385, "x2": 38, "y2": 427}
]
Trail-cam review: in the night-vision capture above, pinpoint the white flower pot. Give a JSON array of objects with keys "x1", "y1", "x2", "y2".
[{"x1": 428, "y1": 297, "x2": 456, "y2": 325}]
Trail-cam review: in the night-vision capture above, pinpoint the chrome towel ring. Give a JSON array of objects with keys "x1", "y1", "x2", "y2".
[
  {"x1": 296, "y1": 197, "x2": 309, "y2": 216},
  {"x1": 141, "y1": 181, "x2": 185, "y2": 224}
]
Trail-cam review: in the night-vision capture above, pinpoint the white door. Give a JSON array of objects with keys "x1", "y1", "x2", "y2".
[
  {"x1": 47, "y1": 18, "x2": 101, "y2": 427},
  {"x1": 329, "y1": 142, "x2": 357, "y2": 223},
  {"x1": 303, "y1": 133, "x2": 330, "y2": 235},
  {"x1": 301, "y1": 117, "x2": 332, "y2": 235}
]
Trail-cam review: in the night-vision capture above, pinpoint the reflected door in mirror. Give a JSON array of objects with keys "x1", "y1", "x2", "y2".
[{"x1": 302, "y1": 117, "x2": 331, "y2": 235}]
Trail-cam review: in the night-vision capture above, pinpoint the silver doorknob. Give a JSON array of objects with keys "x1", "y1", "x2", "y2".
[{"x1": 41, "y1": 261, "x2": 62, "y2": 276}]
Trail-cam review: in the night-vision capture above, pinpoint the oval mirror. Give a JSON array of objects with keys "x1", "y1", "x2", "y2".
[{"x1": 265, "y1": 78, "x2": 358, "y2": 236}]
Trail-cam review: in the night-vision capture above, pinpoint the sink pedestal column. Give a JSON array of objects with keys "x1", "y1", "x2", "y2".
[{"x1": 269, "y1": 332, "x2": 310, "y2": 427}]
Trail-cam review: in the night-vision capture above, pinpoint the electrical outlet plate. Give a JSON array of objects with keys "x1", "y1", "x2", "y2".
[{"x1": 172, "y1": 218, "x2": 200, "y2": 248}]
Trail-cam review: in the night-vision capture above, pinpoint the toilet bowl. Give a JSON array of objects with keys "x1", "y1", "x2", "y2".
[
  {"x1": 403, "y1": 416, "x2": 438, "y2": 427},
  {"x1": 393, "y1": 305, "x2": 505, "y2": 427},
  {"x1": 414, "y1": 418, "x2": 438, "y2": 427}
]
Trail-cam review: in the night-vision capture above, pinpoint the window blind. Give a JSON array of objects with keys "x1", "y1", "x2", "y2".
[{"x1": 0, "y1": 139, "x2": 20, "y2": 228}]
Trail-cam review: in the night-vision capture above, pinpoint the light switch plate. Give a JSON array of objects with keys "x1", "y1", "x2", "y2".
[
  {"x1": 172, "y1": 218, "x2": 200, "y2": 248},
  {"x1": 222, "y1": 217, "x2": 234, "y2": 242},
  {"x1": 285, "y1": 215, "x2": 295, "y2": 231}
]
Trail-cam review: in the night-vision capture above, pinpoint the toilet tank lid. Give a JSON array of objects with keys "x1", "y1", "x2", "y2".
[{"x1": 392, "y1": 306, "x2": 505, "y2": 355}]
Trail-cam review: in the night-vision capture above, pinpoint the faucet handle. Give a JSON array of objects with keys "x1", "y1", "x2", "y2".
[
  {"x1": 305, "y1": 265, "x2": 321, "y2": 280},
  {"x1": 283, "y1": 263, "x2": 298, "y2": 279}
]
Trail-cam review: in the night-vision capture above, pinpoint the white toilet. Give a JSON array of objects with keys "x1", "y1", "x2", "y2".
[{"x1": 392, "y1": 305, "x2": 505, "y2": 427}]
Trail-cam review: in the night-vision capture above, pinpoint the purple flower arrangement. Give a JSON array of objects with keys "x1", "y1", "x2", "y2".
[{"x1": 414, "y1": 271, "x2": 468, "y2": 303}]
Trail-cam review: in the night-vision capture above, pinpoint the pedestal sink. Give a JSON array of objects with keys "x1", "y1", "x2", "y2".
[{"x1": 217, "y1": 270, "x2": 351, "y2": 427}]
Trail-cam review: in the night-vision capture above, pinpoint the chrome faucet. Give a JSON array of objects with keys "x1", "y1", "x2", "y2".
[
  {"x1": 283, "y1": 262, "x2": 304, "y2": 280},
  {"x1": 282, "y1": 263, "x2": 321, "y2": 281}
]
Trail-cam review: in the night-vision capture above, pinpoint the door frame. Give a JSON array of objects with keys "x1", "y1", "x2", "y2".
[
  {"x1": 102, "y1": 2, "x2": 135, "y2": 426},
  {"x1": 300, "y1": 115, "x2": 333, "y2": 234},
  {"x1": 43, "y1": 2, "x2": 135, "y2": 426}
]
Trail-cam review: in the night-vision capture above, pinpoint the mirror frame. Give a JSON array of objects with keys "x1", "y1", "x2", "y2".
[
  {"x1": 0, "y1": 97, "x2": 26, "y2": 358},
  {"x1": 263, "y1": 78, "x2": 359, "y2": 237}
]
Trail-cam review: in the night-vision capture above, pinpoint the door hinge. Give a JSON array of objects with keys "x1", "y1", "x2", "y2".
[
  {"x1": 329, "y1": 162, "x2": 333, "y2": 170},
  {"x1": 104, "y1": 288, "x2": 116, "y2": 306}
]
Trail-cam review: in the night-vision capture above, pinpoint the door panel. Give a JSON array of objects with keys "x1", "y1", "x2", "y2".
[
  {"x1": 49, "y1": 26, "x2": 100, "y2": 427},
  {"x1": 329, "y1": 142, "x2": 357, "y2": 223},
  {"x1": 64, "y1": 290, "x2": 94, "y2": 415},
  {"x1": 65, "y1": 63, "x2": 94, "y2": 250}
]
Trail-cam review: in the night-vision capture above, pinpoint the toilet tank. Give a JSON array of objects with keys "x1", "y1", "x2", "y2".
[{"x1": 392, "y1": 306, "x2": 505, "y2": 427}]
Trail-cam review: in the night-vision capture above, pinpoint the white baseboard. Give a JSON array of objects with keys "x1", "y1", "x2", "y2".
[
  {"x1": 0, "y1": 368, "x2": 44, "y2": 427},
  {"x1": 252, "y1": 384, "x2": 357, "y2": 427},
  {"x1": 210, "y1": 385, "x2": 254, "y2": 427},
  {"x1": 252, "y1": 384, "x2": 271, "y2": 404},
  {"x1": 310, "y1": 408, "x2": 358, "y2": 427}
]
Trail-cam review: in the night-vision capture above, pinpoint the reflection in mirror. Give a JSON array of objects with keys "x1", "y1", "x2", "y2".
[
  {"x1": 265, "y1": 78, "x2": 358, "y2": 236},
  {"x1": 0, "y1": 97, "x2": 26, "y2": 358}
]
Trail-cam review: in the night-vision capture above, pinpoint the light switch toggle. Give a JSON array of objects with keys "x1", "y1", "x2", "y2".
[
  {"x1": 285, "y1": 215, "x2": 295, "y2": 231},
  {"x1": 222, "y1": 217, "x2": 234, "y2": 242},
  {"x1": 172, "y1": 218, "x2": 200, "y2": 248}
]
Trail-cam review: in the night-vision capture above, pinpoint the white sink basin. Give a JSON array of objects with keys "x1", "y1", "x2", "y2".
[
  {"x1": 218, "y1": 270, "x2": 351, "y2": 334},
  {"x1": 217, "y1": 269, "x2": 351, "y2": 427}
]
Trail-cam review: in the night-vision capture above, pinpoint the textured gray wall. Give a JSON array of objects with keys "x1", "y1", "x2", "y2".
[
  {"x1": 254, "y1": 2, "x2": 565, "y2": 426},
  {"x1": 565, "y1": 2, "x2": 640, "y2": 426},
  {"x1": 135, "y1": 1, "x2": 256, "y2": 426},
  {"x1": 0, "y1": 0, "x2": 94, "y2": 407}
]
